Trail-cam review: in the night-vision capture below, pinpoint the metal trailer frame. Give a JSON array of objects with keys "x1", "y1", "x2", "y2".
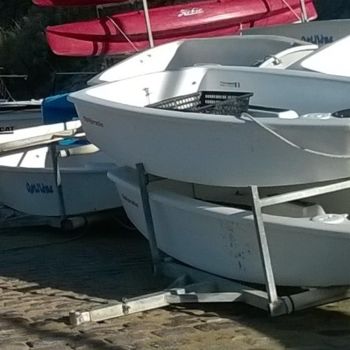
[{"x1": 69, "y1": 163, "x2": 350, "y2": 325}]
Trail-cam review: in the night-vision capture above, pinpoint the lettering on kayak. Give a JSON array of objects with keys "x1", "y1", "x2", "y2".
[
  {"x1": 83, "y1": 116, "x2": 104, "y2": 127},
  {"x1": 26, "y1": 182, "x2": 54, "y2": 194},
  {"x1": 121, "y1": 194, "x2": 139, "y2": 208},
  {"x1": 0, "y1": 126, "x2": 14, "y2": 133},
  {"x1": 301, "y1": 34, "x2": 334, "y2": 45},
  {"x1": 178, "y1": 8, "x2": 204, "y2": 17},
  {"x1": 220, "y1": 81, "x2": 241, "y2": 88}
]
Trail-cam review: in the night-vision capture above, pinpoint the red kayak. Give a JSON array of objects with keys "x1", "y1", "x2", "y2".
[
  {"x1": 33, "y1": 0, "x2": 120, "y2": 6},
  {"x1": 46, "y1": 0, "x2": 317, "y2": 56}
]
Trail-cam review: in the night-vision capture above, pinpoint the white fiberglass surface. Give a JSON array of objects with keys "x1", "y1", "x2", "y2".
[
  {"x1": 0, "y1": 120, "x2": 81, "y2": 143},
  {"x1": 86, "y1": 68, "x2": 207, "y2": 106},
  {"x1": 151, "y1": 180, "x2": 350, "y2": 230},
  {"x1": 81, "y1": 65, "x2": 350, "y2": 116},
  {"x1": 90, "y1": 42, "x2": 182, "y2": 84},
  {"x1": 301, "y1": 35, "x2": 350, "y2": 76},
  {"x1": 260, "y1": 46, "x2": 316, "y2": 69},
  {"x1": 88, "y1": 35, "x2": 312, "y2": 85},
  {"x1": 0, "y1": 147, "x2": 48, "y2": 168}
]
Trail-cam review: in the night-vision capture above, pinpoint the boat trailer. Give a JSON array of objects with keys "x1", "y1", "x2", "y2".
[{"x1": 69, "y1": 163, "x2": 350, "y2": 325}]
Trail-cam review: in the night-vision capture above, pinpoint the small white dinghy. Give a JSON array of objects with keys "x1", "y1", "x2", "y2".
[
  {"x1": 70, "y1": 66, "x2": 350, "y2": 187},
  {"x1": 0, "y1": 120, "x2": 121, "y2": 219},
  {"x1": 109, "y1": 166, "x2": 350, "y2": 287}
]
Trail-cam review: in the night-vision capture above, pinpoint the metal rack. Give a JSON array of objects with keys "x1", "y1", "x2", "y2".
[{"x1": 69, "y1": 163, "x2": 350, "y2": 325}]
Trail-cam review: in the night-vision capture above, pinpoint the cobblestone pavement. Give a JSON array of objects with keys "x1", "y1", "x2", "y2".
[{"x1": 1, "y1": 219, "x2": 350, "y2": 350}]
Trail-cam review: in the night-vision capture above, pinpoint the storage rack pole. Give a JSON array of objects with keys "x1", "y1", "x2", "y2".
[
  {"x1": 300, "y1": 0, "x2": 309, "y2": 22},
  {"x1": 250, "y1": 185, "x2": 282, "y2": 314},
  {"x1": 136, "y1": 163, "x2": 161, "y2": 274},
  {"x1": 50, "y1": 143, "x2": 67, "y2": 220},
  {"x1": 250, "y1": 179, "x2": 350, "y2": 315},
  {"x1": 142, "y1": 0, "x2": 154, "y2": 48}
]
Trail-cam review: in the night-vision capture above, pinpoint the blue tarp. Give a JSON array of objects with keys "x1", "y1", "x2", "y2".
[{"x1": 42, "y1": 93, "x2": 78, "y2": 124}]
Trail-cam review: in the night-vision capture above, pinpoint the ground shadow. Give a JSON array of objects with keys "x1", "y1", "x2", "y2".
[{"x1": 1, "y1": 218, "x2": 350, "y2": 349}]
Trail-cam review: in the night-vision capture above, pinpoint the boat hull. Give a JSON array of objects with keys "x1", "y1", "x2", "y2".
[
  {"x1": 0, "y1": 146, "x2": 121, "y2": 217},
  {"x1": 0, "y1": 101, "x2": 43, "y2": 131},
  {"x1": 88, "y1": 35, "x2": 316, "y2": 85},
  {"x1": 70, "y1": 66, "x2": 350, "y2": 187},
  {"x1": 243, "y1": 19, "x2": 350, "y2": 46},
  {"x1": 46, "y1": 0, "x2": 317, "y2": 56},
  {"x1": 109, "y1": 167, "x2": 350, "y2": 287},
  {"x1": 0, "y1": 109, "x2": 42, "y2": 131}
]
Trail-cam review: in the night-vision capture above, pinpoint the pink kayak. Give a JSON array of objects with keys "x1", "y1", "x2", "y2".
[
  {"x1": 46, "y1": 0, "x2": 317, "y2": 56},
  {"x1": 33, "y1": 0, "x2": 121, "y2": 6}
]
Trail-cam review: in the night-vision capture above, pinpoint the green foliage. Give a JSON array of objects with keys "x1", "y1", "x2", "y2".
[{"x1": 0, "y1": 1, "x2": 100, "y2": 99}]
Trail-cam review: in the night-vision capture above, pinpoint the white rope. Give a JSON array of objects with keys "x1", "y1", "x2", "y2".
[
  {"x1": 241, "y1": 112, "x2": 350, "y2": 159},
  {"x1": 281, "y1": 0, "x2": 302, "y2": 22},
  {"x1": 107, "y1": 16, "x2": 139, "y2": 52}
]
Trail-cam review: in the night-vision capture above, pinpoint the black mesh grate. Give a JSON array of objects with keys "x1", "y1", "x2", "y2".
[{"x1": 148, "y1": 91, "x2": 253, "y2": 116}]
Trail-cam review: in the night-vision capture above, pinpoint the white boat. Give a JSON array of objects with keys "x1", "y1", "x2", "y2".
[
  {"x1": 0, "y1": 91, "x2": 81, "y2": 132},
  {"x1": 0, "y1": 99, "x2": 43, "y2": 132},
  {"x1": 109, "y1": 166, "x2": 350, "y2": 287},
  {"x1": 0, "y1": 119, "x2": 82, "y2": 145},
  {"x1": 243, "y1": 19, "x2": 350, "y2": 46},
  {"x1": 0, "y1": 121, "x2": 121, "y2": 218},
  {"x1": 88, "y1": 32, "x2": 350, "y2": 89},
  {"x1": 70, "y1": 66, "x2": 350, "y2": 187},
  {"x1": 0, "y1": 74, "x2": 43, "y2": 130},
  {"x1": 88, "y1": 35, "x2": 318, "y2": 85}
]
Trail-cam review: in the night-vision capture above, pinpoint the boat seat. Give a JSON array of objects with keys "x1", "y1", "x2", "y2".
[
  {"x1": 249, "y1": 106, "x2": 299, "y2": 119},
  {"x1": 192, "y1": 185, "x2": 325, "y2": 219},
  {"x1": 263, "y1": 201, "x2": 325, "y2": 218}
]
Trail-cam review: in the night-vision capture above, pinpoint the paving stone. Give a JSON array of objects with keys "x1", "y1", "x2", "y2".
[
  {"x1": 194, "y1": 321, "x2": 236, "y2": 332},
  {"x1": 0, "y1": 343, "x2": 29, "y2": 350},
  {"x1": 1, "y1": 224, "x2": 350, "y2": 350},
  {"x1": 27, "y1": 339, "x2": 72, "y2": 349},
  {"x1": 152, "y1": 326, "x2": 200, "y2": 338},
  {"x1": 0, "y1": 336, "x2": 32, "y2": 350},
  {"x1": 161, "y1": 315, "x2": 201, "y2": 327}
]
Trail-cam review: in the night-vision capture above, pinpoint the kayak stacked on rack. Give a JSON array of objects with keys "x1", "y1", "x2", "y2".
[
  {"x1": 37, "y1": 0, "x2": 317, "y2": 56},
  {"x1": 33, "y1": 0, "x2": 120, "y2": 6}
]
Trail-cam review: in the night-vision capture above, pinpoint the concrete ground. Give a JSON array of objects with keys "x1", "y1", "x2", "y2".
[{"x1": 0, "y1": 218, "x2": 350, "y2": 350}]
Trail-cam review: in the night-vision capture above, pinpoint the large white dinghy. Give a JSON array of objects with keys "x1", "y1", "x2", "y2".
[
  {"x1": 70, "y1": 66, "x2": 350, "y2": 187},
  {"x1": 109, "y1": 166, "x2": 350, "y2": 287}
]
